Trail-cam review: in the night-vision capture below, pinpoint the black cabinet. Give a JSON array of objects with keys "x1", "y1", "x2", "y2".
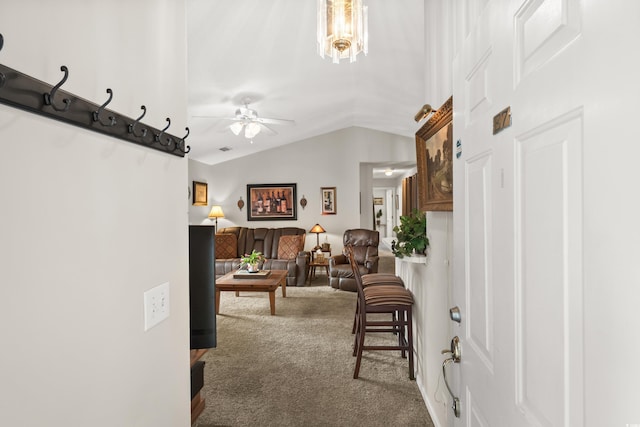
[{"x1": 189, "y1": 225, "x2": 216, "y2": 349}]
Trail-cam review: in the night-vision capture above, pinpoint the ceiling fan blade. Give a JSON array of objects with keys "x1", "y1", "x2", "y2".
[
  {"x1": 255, "y1": 117, "x2": 295, "y2": 125},
  {"x1": 191, "y1": 116, "x2": 242, "y2": 121},
  {"x1": 259, "y1": 123, "x2": 279, "y2": 135}
]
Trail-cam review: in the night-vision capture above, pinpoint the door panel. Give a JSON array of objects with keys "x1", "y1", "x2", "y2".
[
  {"x1": 515, "y1": 110, "x2": 584, "y2": 426},
  {"x1": 514, "y1": 0, "x2": 581, "y2": 84},
  {"x1": 465, "y1": 152, "x2": 493, "y2": 370}
]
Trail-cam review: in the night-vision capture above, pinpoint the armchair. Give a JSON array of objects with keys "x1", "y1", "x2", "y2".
[{"x1": 329, "y1": 229, "x2": 380, "y2": 292}]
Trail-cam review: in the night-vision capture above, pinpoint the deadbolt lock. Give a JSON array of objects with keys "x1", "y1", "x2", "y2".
[{"x1": 449, "y1": 306, "x2": 461, "y2": 323}]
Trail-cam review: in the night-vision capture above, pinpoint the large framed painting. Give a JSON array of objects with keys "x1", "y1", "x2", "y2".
[
  {"x1": 247, "y1": 183, "x2": 297, "y2": 221},
  {"x1": 416, "y1": 96, "x2": 453, "y2": 211}
]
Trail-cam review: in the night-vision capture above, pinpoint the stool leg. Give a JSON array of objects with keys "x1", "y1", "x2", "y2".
[
  {"x1": 353, "y1": 313, "x2": 366, "y2": 379},
  {"x1": 351, "y1": 298, "x2": 360, "y2": 334},
  {"x1": 399, "y1": 310, "x2": 407, "y2": 359},
  {"x1": 407, "y1": 306, "x2": 415, "y2": 380}
]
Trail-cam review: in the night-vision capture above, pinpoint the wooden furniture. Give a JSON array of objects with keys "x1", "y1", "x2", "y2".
[
  {"x1": 190, "y1": 349, "x2": 208, "y2": 425},
  {"x1": 308, "y1": 250, "x2": 331, "y2": 284},
  {"x1": 215, "y1": 270, "x2": 287, "y2": 315},
  {"x1": 347, "y1": 245, "x2": 416, "y2": 380}
]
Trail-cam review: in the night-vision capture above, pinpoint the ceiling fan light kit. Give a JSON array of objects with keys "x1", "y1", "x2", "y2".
[
  {"x1": 317, "y1": 0, "x2": 368, "y2": 64},
  {"x1": 197, "y1": 98, "x2": 294, "y2": 142}
]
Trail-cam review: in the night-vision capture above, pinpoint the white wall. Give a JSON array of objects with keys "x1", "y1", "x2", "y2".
[
  {"x1": 188, "y1": 127, "x2": 415, "y2": 254},
  {"x1": 0, "y1": 2, "x2": 190, "y2": 426},
  {"x1": 394, "y1": 1, "x2": 456, "y2": 426}
]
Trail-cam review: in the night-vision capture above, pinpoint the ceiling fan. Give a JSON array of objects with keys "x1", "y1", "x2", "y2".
[{"x1": 195, "y1": 98, "x2": 294, "y2": 141}]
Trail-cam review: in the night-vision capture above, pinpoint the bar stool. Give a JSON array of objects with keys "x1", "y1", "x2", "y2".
[
  {"x1": 346, "y1": 246, "x2": 415, "y2": 380},
  {"x1": 351, "y1": 267, "x2": 404, "y2": 335}
]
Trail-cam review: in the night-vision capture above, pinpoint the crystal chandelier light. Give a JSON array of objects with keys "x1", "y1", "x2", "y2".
[{"x1": 317, "y1": 0, "x2": 368, "y2": 63}]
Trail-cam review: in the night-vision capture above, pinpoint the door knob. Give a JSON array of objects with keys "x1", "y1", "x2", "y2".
[
  {"x1": 441, "y1": 336, "x2": 461, "y2": 363},
  {"x1": 449, "y1": 306, "x2": 461, "y2": 323}
]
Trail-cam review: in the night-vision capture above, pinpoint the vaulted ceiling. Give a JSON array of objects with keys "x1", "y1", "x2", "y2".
[{"x1": 186, "y1": 0, "x2": 426, "y2": 172}]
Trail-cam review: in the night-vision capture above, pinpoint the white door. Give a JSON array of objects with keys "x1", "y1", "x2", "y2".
[{"x1": 451, "y1": 0, "x2": 640, "y2": 426}]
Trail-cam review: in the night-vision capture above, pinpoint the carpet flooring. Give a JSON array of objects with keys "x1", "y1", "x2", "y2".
[{"x1": 195, "y1": 256, "x2": 433, "y2": 427}]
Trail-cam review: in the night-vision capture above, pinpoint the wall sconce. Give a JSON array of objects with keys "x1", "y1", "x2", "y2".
[
  {"x1": 300, "y1": 195, "x2": 307, "y2": 209},
  {"x1": 414, "y1": 104, "x2": 434, "y2": 123},
  {"x1": 208, "y1": 205, "x2": 224, "y2": 228},
  {"x1": 237, "y1": 196, "x2": 245, "y2": 211},
  {"x1": 309, "y1": 223, "x2": 326, "y2": 251}
]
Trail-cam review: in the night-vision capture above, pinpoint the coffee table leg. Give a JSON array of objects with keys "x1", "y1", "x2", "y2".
[
  {"x1": 281, "y1": 277, "x2": 287, "y2": 298},
  {"x1": 215, "y1": 290, "x2": 221, "y2": 314},
  {"x1": 269, "y1": 290, "x2": 276, "y2": 315}
]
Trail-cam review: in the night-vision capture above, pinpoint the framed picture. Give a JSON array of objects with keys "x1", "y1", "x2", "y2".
[
  {"x1": 247, "y1": 183, "x2": 297, "y2": 221},
  {"x1": 373, "y1": 197, "x2": 384, "y2": 205},
  {"x1": 192, "y1": 181, "x2": 208, "y2": 206},
  {"x1": 416, "y1": 96, "x2": 453, "y2": 211},
  {"x1": 321, "y1": 187, "x2": 337, "y2": 215}
]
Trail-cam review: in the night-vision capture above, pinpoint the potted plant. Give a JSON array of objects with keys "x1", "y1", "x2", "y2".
[
  {"x1": 240, "y1": 250, "x2": 266, "y2": 272},
  {"x1": 376, "y1": 209, "x2": 383, "y2": 226},
  {"x1": 391, "y1": 209, "x2": 428, "y2": 258}
]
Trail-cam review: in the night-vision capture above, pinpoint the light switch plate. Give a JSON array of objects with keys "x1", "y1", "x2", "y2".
[{"x1": 144, "y1": 282, "x2": 170, "y2": 331}]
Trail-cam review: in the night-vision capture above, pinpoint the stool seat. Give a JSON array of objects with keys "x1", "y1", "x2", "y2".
[{"x1": 352, "y1": 273, "x2": 404, "y2": 333}]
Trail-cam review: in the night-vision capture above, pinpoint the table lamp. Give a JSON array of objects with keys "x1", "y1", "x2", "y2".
[
  {"x1": 208, "y1": 205, "x2": 224, "y2": 228},
  {"x1": 309, "y1": 223, "x2": 326, "y2": 251}
]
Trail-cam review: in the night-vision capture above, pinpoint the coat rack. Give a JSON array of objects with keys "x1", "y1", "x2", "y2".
[{"x1": 0, "y1": 33, "x2": 189, "y2": 157}]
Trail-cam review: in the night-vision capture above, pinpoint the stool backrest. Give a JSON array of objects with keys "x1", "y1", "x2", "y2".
[{"x1": 345, "y1": 245, "x2": 365, "y2": 299}]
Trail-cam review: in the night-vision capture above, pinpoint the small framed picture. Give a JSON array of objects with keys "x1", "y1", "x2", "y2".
[
  {"x1": 192, "y1": 181, "x2": 208, "y2": 206},
  {"x1": 321, "y1": 187, "x2": 337, "y2": 215},
  {"x1": 373, "y1": 197, "x2": 384, "y2": 205}
]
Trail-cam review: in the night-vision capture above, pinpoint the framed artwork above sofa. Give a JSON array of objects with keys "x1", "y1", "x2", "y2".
[{"x1": 247, "y1": 183, "x2": 297, "y2": 221}]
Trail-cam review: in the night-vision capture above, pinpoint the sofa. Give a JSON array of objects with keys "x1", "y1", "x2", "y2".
[
  {"x1": 329, "y1": 229, "x2": 380, "y2": 292},
  {"x1": 215, "y1": 226, "x2": 309, "y2": 287}
]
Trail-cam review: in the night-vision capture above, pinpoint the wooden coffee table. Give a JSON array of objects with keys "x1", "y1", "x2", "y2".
[{"x1": 215, "y1": 270, "x2": 288, "y2": 315}]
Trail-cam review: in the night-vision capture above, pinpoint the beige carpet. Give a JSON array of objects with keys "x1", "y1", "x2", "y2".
[{"x1": 195, "y1": 256, "x2": 433, "y2": 427}]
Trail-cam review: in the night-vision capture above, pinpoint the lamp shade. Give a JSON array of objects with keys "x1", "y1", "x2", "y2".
[
  {"x1": 208, "y1": 205, "x2": 224, "y2": 219},
  {"x1": 229, "y1": 122, "x2": 243, "y2": 136},
  {"x1": 309, "y1": 224, "x2": 326, "y2": 234}
]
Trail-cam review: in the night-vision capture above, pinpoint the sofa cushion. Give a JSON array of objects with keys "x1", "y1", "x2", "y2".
[
  {"x1": 215, "y1": 233, "x2": 237, "y2": 259},
  {"x1": 278, "y1": 235, "x2": 304, "y2": 259}
]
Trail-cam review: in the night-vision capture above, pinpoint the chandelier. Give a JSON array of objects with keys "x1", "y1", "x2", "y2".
[{"x1": 317, "y1": 0, "x2": 368, "y2": 63}]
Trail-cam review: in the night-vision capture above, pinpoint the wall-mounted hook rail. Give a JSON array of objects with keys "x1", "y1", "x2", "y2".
[
  {"x1": 0, "y1": 34, "x2": 5, "y2": 88},
  {"x1": 0, "y1": 33, "x2": 187, "y2": 158},
  {"x1": 92, "y1": 88, "x2": 116, "y2": 127}
]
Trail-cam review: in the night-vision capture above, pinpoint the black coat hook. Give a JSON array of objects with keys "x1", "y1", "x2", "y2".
[
  {"x1": 43, "y1": 66, "x2": 71, "y2": 112},
  {"x1": 155, "y1": 117, "x2": 171, "y2": 144},
  {"x1": 176, "y1": 127, "x2": 191, "y2": 154},
  {"x1": 92, "y1": 88, "x2": 116, "y2": 126},
  {"x1": 128, "y1": 105, "x2": 147, "y2": 137}
]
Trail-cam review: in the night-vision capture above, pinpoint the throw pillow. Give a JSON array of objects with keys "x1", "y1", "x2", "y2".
[
  {"x1": 215, "y1": 233, "x2": 237, "y2": 259},
  {"x1": 278, "y1": 235, "x2": 304, "y2": 260}
]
